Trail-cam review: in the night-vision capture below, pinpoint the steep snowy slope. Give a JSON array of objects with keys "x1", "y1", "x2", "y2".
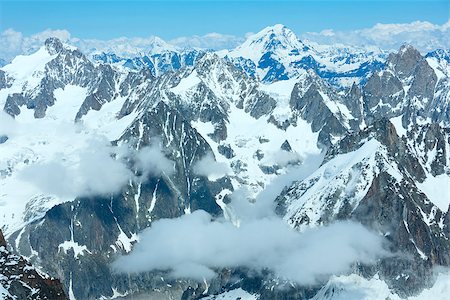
[
  {"x1": 312, "y1": 271, "x2": 450, "y2": 300},
  {"x1": 276, "y1": 119, "x2": 450, "y2": 296}
]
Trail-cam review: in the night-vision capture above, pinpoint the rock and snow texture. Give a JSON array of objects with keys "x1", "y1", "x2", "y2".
[
  {"x1": 0, "y1": 24, "x2": 449, "y2": 300},
  {"x1": 276, "y1": 118, "x2": 450, "y2": 297},
  {"x1": 0, "y1": 230, "x2": 67, "y2": 299}
]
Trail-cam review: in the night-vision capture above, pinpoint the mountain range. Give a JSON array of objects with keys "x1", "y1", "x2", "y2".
[{"x1": 0, "y1": 24, "x2": 449, "y2": 300}]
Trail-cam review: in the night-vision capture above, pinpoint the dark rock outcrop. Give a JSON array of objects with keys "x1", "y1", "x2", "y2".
[{"x1": 0, "y1": 230, "x2": 67, "y2": 300}]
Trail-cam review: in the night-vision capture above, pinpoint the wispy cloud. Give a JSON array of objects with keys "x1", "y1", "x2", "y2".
[
  {"x1": 193, "y1": 153, "x2": 232, "y2": 181},
  {"x1": 301, "y1": 19, "x2": 450, "y2": 52},
  {"x1": 134, "y1": 141, "x2": 175, "y2": 178},
  {"x1": 20, "y1": 138, "x2": 133, "y2": 198},
  {"x1": 19, "y1": 138, "x2": 176, "y2": 199}
]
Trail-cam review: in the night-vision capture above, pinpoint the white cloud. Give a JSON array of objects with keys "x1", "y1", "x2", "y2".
[
  {"x1": 193, "y1": 153, "x2": 232, "y2": 181},
  {"x1": 135, "y1": 142, "x2": 175, "y2": 178},
  {"x1": 112, "y1": 210, "x2": 387, "y2": 284},
  {"x1": 19, "y1": 136, "x2": 176, "y2": 198},
  {"x1": 0, "y1": 29, "x2": 23, "y2": 61},
  {"x1": 301, "y1": 19, "x2": 450, "y2": 53},
  {"x1": 0, "y1": 29, "x2": 241, "y2": 61},
  {"x1": 20, "y1": 137, "x2": 133, "y2": 198},
  {"x1": 261, "y1": 149, "x2": 302, "y2": 167},
  {"x1": 5, "y1": 109, "x2": 173, "y2": 199},
  {"x1": 71, "y1": 36, "x2": 177, "y2": 57},
  {"x1": 0, "y1": 28, "x2": 71, "y2": 61}
]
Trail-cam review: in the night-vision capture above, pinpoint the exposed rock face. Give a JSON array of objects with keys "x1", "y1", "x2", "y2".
[
  {"x1": 45, "y1": 37, "x2": 64, "y2": 55},
  {"x1": 344, "y1": 82, "x2": 364, "y2": 121},
  {"x1": 362, "y1": 44, "x2": 445, "y2": 128},
  {"x1": 0, "y1": 230, "x2": 67, "y2": 300},
  {"x1": 289, "y1": 71, "x2": 351, "y2": 146},
  {"x1": 387, "y1": 45, "x2": 423, "y2": 80},
  {"x1": 363, "y1": 69, "x2": 405, "y2": 120},
  {"x1": 0, "y1": 70, "x2": 10, "y2": 89}
]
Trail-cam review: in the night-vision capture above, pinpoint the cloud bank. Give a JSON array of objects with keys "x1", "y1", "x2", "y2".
[
  {"x1": 301, "y1": 20, "x2": 450, "y2": 52},
  {"x1": 169, "y1": 33, "x2": 244, "y2": 50},
  {"x1": 112, "y1": 151, "x2": 384, "y2": 285},
  {"x1": 0, "y1": 28, "x2": 71, "y2": 62},
  {"x1": 112, "y1": 210, "x2": 386, "y2": 284}
]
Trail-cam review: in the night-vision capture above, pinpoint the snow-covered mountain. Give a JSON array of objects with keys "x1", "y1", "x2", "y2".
[
  {"x1": 0, "y1": 25, "x2": 450, "y2": 300},
  {"x1": 221, "y1": 24, "x2": 386, "y2": 86},
  {"x1": 88, "y1": 24, "x2": 386, "y2": 89}
]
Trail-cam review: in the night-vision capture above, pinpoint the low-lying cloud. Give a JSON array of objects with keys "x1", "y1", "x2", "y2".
[
  {"x1": 135, "y1": 142, "x2": 175, "y2": 178},
  {"x1": 193, "y1": 153, "x2": 231, "y2": 181},
  {"x1": 261, "y1": 149, "x2": 302, "y2": 168},
  {"x1": 19, "y1": 139, "x2": 176, "y2": 199},
  {"x1": 112, "y1": 139, "x2": 385, "y2": 285},
  {"x1": 3, "y1": 109, "x2": 175, "y2": 199},
  {"x1": 20, "y1": 138, "x2": 133, "y2": 198},
  {"x1": 112, "y1": 210, "x2": 387, "y2": 284}
]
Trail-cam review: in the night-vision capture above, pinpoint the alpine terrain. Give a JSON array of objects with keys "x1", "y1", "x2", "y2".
[{"x1": 0, "y1": 24, "x2": 449, "y2": 300}]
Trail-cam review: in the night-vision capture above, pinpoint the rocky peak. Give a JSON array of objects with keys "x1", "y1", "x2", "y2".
[
  {"x1": 45, "y1": 37, "x2": 64, "y2": 55},
  {"x1": 332, "y1": 118, "x2": 399, "y2": 155},
  {"x1": 369, "y1": 117, "x2": 400, "y2": 148},
  {"x1": 344, "y1": 81, "x2": 364, "y2": 119},
  {"x1": 195, "y1": 52, "x2": 227, "y2": 71},
  {"x1": 387, "y1": 44, "x2": 423, "y2": 79}
]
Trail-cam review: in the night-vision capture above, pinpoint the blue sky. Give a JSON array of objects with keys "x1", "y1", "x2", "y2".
[{"x1": 0, "y1": 0, "x2": 448, "y2": 39}]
